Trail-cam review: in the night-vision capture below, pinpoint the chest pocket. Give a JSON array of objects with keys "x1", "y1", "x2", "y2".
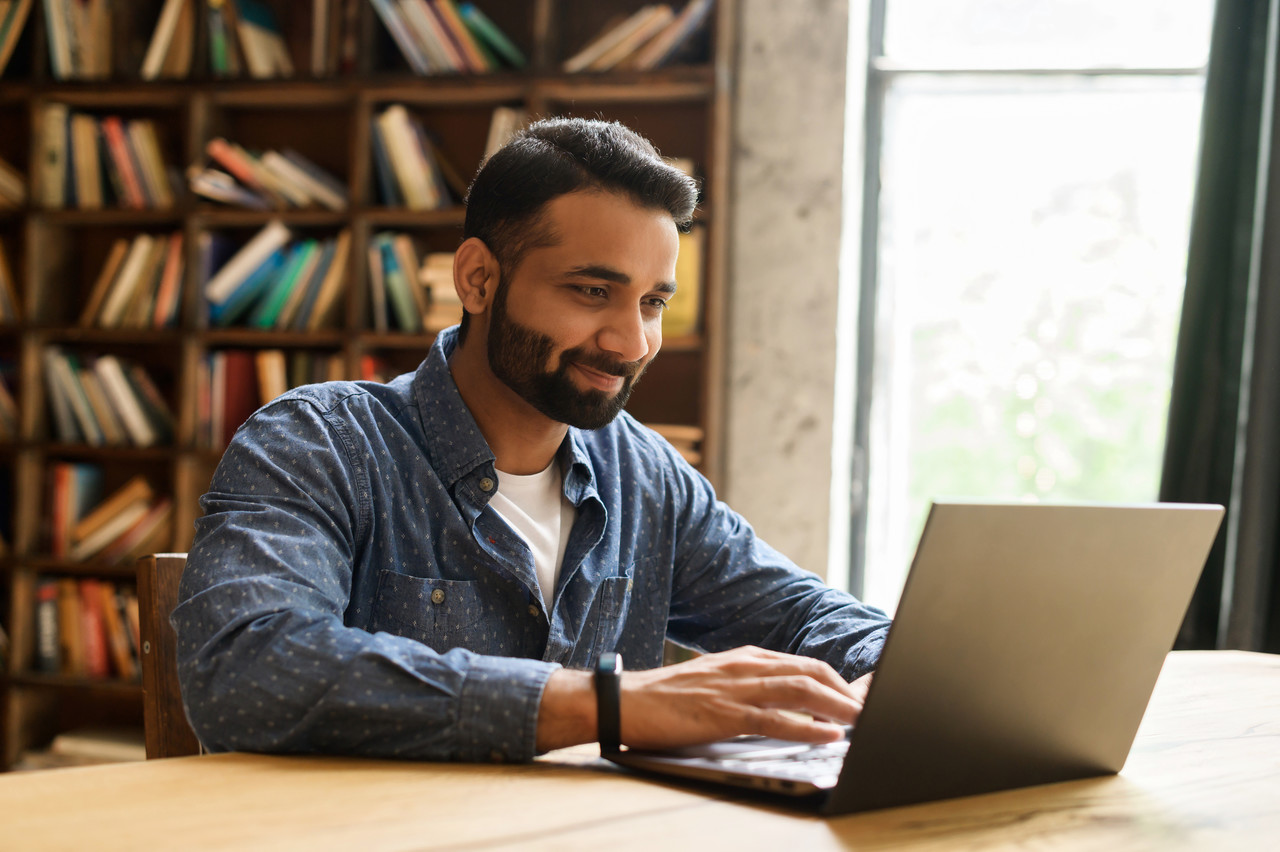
[
  {"x1": 588, "y1": 574, "x2": 634, "y2": 656},
  {"x1": 370, "y1": 571, "x2": 492, "y2": 654}
]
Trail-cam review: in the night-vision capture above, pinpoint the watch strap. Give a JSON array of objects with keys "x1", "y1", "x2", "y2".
[{"x1": 594, "y1": 652, "x2": 623, "y2": 754}]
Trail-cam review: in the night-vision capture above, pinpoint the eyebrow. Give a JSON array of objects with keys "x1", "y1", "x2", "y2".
[{"x1": 565, "y1": 264, "x2": 678, "y2": 294}]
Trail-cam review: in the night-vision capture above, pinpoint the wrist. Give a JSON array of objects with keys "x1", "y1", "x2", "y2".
[
  {"x1": 535, "y1": 669, "x2": 596, "y2": 752},
  {"x1": 594, "y1": 652, "x2": 623, "y2": 754}
]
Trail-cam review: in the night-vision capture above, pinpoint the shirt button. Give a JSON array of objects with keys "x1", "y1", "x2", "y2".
[
  {"x1": 528, "y1": 605, "x2": 540, "y2": 618},
  {"x1": 431, "y1": 589, "x2": 446, "y2": 605},
  {"x1": 479, "y1": 477, "x2": 495, "y2": 492}
]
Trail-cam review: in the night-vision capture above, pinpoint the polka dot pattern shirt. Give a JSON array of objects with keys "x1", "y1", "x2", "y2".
[{"x1": 172, "y1": 327, "x2": 891, "y2": 763}]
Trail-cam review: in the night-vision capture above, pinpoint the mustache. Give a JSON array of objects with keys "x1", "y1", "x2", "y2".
[{"x1": 561, "y1": 347, "x2": 645, "y2": 380}]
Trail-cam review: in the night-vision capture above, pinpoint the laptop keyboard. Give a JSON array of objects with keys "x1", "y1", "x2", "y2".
[{"x1": 717, "y1": 740, "x2": 849, "y2": 787}]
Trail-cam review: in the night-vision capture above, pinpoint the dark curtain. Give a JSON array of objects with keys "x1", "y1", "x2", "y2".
[{"x1": 1161, "y1": 0, "x2": 1280, "y2": 652}]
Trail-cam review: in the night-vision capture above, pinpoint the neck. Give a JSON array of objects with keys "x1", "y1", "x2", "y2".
[{"x1": 449, "y1": 330, "x2": 569, "y2": 475}]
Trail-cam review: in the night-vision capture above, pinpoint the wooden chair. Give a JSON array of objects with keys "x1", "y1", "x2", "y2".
[{"x1": 136, "y1": 553, "x2": 203, "y2": 759}]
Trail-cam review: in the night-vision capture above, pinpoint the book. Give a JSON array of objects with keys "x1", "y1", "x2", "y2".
[
  {"x1": 43, "y1": 0, "x2": 71, "y2": 79},
  {"x1": 141, "y1": 0, "x2": 189, "y2": 80},
  {"x1": 397, "y1": 0, "x2": 457, "y2": 72},
  {"x1": 189, "y1": 166, "x2": 271, "y2": 209},
  {"x1": 38, "y1": 102, "x2": 68, "y2": 208},
  {"x1": 286, "y1": 237, "x2": 336, "y2": 329},
  {"x1": 367, "y1": 243, "x2": 388, "y2": 333},
  {"x1": 69, "y1": 113, "x2": 102, "y2": 209},
  {"x1": 484, "y1": 105, "x2": 526, "y2": 159},
  {"x1": 127, "y1": 120, "x2": 175, "y2": 208},
  {"x1": 255, "y1": 348, "x2": 288, "y2": 404},
  {"x1": 235, "y1": 0, "x2": 293, "y2": 78},
  {"x1": 282, "y1": 149, "x2": 348, "y2": 208},
  {"x1": 563, "y1": 6, "x2": 670, "y2": 73},
  {"x1": 71, "y1": 474, "x2": 154, "y2": 546},
  {"x1": 159, "y1": 0, "x2": 196, "y2": 78},
  {"x1": 664, "y1": 224, "x2": 704, "y2": 337},
  {"x1": 210, "y1": 247, "x2": 286, "y2": 326},
  {"x1": 628, "y1": 0, "x2": 714, "y2": 69},
  {"x1": 120, "y1": 234, "x2": 170, "y2": 328},
  {"x1": 0, "y1": 0, "x2": 34, "y2": 77},
  {"x1": 260, "y1": 150, "x2": 346, "y2": 210},
  {"x1": 44, "y1": 348, "x2": 104, "y2": 446},
  {"x1": 96, "y1": 580, "x2": 137, "y2": 678},
  {"x1": 377, "y1": 235, "x2": 420, "y2": 332},
  {"x1": 0, "y1": 153, "x2": 24, "y2": 206},
  {"x1": 392, "y1": 232, "x2": 429, "y2": 324},
  {"x1": 56, "y1": 578, "x2": 84, "y2": 675},
  {"x1": 78, "y1": 579, "x2": 110, "y2": 677},
  {"x1": 375, "y1": 104, "x2": 443, "y2": 210},
  {"x1": 275, "y1": 237, "x2": 328, "y2": 329},
  {"x1": 205, "y1": 137, "x2": 285, "y2": 206},
  {"x1": 151, "y1": 232, "x2": 186, "y2": 328},
  {"x1": 97, "y1": 233, "x2": 156, "y2": 328},
  {"x1": 216, "y1": 349, "x2": 262, "y2": 446},
  {"x1": 432, "y1": 0, "x2": 491, "y2": 72},
  {"x1": 93, "y1": 355, "x2": 159, "y2": 447},
  {"x1": 124, "y1": 362, "x2": 177, "y2": 444},
  {"x1": 98, "y1": 498, "x2": 172, "y2": 567},
  {"x1": 370, "y1": 0, "x2": 431, "y2": 73},
  {"x1": 78, "y1": 238, "x2": 130, "y2": 328},
  {"x1": 248, "y1": 239, "x2": 317, "y2": 328},
  {"x1": 35, "y1": 579, "x2": 60, "y2": 673},
  {"x1": 204, "y1": 219, "x2": 292, "y2": 306},
  {"x1": 99, "y1": 116, "x2": 148, "y2": 209},
  {"x1": 458, "y1": 2, "x2": 525, "y2": 69},
  {"x1": 304, "y1": 228, "x2": 350, "y2": 330},
  {"x1": 587, "y1": 5, "x2": 673, "y2": 71},
  {"x1": 77, "y1": 367, "x2": 126, "y2": 445}
]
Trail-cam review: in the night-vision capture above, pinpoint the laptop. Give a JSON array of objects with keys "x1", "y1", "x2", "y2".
[{"x1": 605, "y1": 501, "x2": 1225, "y2": 815}]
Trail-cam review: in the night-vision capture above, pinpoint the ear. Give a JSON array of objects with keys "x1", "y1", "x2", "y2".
[{"x1": 454, "y1": 237, "x2": 499, "y2": 316}]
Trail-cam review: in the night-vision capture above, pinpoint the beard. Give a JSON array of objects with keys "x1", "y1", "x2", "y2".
[{"x1": 486, "y1": 280, "x2": 648, "y2": 430}]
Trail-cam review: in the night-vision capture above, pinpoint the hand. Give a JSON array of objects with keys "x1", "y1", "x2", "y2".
[
  {"x1": 535, "y1": 646, "x2": 872, "y2": 752},
  {"x1": 620, "y1": 646, "x2": 871, "y2": 749}
]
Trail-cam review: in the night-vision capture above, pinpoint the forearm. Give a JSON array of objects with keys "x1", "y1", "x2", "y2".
[{"x1": 176, "y1": 594, "x2": 558, "y2": 761}]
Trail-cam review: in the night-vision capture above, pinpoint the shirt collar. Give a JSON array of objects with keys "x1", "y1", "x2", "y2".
[{"x1": 413, "y1": 326, "x2": 598, "y2": 505}]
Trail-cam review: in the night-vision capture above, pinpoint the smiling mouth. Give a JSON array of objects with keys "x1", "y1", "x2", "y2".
[{"x1": 571, "y1": 362, "x2": 626, "y2": 393}]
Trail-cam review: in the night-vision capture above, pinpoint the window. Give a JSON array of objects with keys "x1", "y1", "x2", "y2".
[{"x1": 852, "y1": 0, "x2": 1216, "y2": 611}]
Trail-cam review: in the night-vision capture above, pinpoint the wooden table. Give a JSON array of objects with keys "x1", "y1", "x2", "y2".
[{"x1": 2, "y1": 651, "x2": 1277, "y2": 851}]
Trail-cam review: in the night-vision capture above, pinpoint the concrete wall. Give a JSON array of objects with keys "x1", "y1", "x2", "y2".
[{"x1": 724, "y1": 0, "x2": 859, "y2": 581}]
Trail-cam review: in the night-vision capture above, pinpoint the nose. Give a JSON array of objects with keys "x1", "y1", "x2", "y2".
[{"x1": 598, "y1": 303, "x2": 653, "y2": 363}]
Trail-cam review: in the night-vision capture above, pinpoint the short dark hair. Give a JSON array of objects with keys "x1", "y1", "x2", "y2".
[{"x1": 457, "y1": 117, "x2": 699, "y2": 342}]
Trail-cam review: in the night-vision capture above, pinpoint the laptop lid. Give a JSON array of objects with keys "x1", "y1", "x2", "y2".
[
  {"x1": 823, "y1": 500, "x2": 1223, "y2": 814},
  {"x1": 607, "y1": 501, "x2": 1223, "y2": 814}
]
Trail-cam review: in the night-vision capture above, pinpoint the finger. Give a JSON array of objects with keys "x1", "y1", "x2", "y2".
[
  {"x1": 726, "y1": 675, "x2": 863, "y2": 726},
  {"x1": 739, "y1": 706, "x2": 849, "y2": 743}
]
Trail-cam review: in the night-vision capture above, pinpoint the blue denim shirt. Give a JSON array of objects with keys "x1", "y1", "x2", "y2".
[{"x1": 174, "y1": 327, "x2": 891, "y2": 763}]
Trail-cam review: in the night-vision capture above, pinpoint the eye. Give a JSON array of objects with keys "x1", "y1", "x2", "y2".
[
  {"x1": 645, "y1": 297, "x2": 670, "y2": 311},
  {"x1": 577, "y1": 285, "x2": 608, "y2": 299}
]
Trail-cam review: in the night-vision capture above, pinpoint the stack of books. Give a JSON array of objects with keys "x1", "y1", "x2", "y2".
[
  {"x1": 563, "y1": 0, "x2": 713, "y2": 73},
  {"x1": 417, "y1": 249, "x2": 462, "y2": 331},
  {"x1": 197, "y1": 347, "x2": 343, "y2": 448},
  {"x1": 371, "y1": 104, "x2": 465, "y2": 209},
  {"x1": 202, "y1": 221, "x2": 352, "y2": 330},
  {"x1": 0, "y1": 154, "x2": 24, "y2": 208},
  {"x1": 34, "y1": 577, "x2": 144, "y2": 679},
  {"x1": 46, "y1": 470, "x2": 173, "y2": 566},
  {"x1": 370, "y1": 0, "x2": 525, "y2": 74},
  {"x1": 191, "y1": 138, "x2": 347, "y2": 210},
  {"x1": 367, "y1": 231, "x2": 429, "y2": 333},
  {"x1": 42, "y1": 350, "x2": 176, "y2": 448},
  {"x1": 0, "y1": 0, "x2": 34, "y2": 77},
  {"x1": 79, "y1": 232, "x2": 185, "y2": 330},
  {"x1": 41, "y1": 0, "x2": 112, "y2": 80},
  {"x1": 38, "y1": 106, "x2": 177, "y2": 210},
  {"x1": 206, "y1": 0, "x2": 294, "y2": 79}
]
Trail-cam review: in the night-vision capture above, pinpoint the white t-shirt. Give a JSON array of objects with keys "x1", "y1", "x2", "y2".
[{"x1": 488, "y1": 460, "x2": 575, "y2": 612}]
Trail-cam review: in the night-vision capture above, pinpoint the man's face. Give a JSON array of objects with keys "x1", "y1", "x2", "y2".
[{"x1": 483, "y1": 190, "x2": 680, "y2": 430}]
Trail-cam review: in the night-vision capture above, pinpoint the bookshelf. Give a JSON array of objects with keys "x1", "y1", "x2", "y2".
[{"x1": 0, "y1": 0, "x2": 733, "y2": 769}]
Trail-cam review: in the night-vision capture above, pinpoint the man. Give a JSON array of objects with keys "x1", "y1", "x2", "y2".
[{"x1": 174, "y1": 118, "x2": 891, "y2": 763}]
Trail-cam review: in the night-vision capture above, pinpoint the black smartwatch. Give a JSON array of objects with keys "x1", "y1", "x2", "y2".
[{"x1": 594, "y1": 652, "x2": 623, "y2": 754}]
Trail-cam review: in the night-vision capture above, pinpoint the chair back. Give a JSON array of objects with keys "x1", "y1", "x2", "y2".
[{"x1": 136, "y1": 553, "x2": 202, "y2": 759}]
